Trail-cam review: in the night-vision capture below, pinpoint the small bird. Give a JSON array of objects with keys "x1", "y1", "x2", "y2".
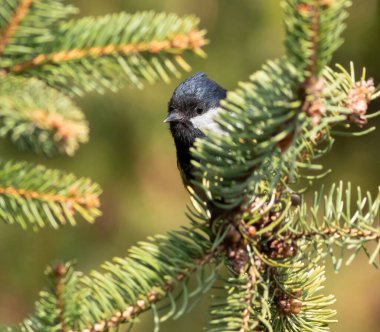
[{"x1": 164, "y1": 72, "x2": 227, "y2": 185}]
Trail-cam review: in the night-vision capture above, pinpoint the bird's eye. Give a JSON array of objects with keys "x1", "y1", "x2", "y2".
[{"x1": 195, "y1": 107, "x2": 203, "y2": 115}]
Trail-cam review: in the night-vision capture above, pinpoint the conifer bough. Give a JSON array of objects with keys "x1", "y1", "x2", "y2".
[
  {"x1": 0, "y1": 0, "x2": 206, "y2": 230},
  {"x1": 1, "y1": 0, "x2": 380, "y2": 332}
]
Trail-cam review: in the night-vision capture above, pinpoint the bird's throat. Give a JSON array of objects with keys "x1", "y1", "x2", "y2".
[{"x1": 172, "y1": 124, "x2": 204, "y2": 183}]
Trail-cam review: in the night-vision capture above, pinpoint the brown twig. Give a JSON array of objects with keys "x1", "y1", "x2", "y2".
[
  {"x1": 0, "y1": 186, "x2": 100, "y2": 209},
  {"x1": 53, "y1": 264, "x2": 67, "y2": 332},
  {"x1": 73, "y1": 246, "x2": 224, "y2": 332},
  {"x1": 0, "y1": 0, "x2": 33, "y2": 55},
  {"x1": 299, "y1": 2, "x2": 326, "y2": 127},
  {"x1": 240, "y1": 267, "x2": 257, "y2": 332},
  {"x1": 5, "y1": 30, "x2": 206, "y2": 73},
  {"x1": 290, "y1": 227, "x2": 380, "y2": 241}
]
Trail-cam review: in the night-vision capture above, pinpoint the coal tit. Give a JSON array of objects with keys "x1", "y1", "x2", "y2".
[{"x1": 164, "y1": 72, "x2": 227, "y2": 185}]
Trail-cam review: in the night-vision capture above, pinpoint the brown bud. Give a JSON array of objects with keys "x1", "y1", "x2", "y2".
[
  {"x1": 346, "y1": 78, "x2": 375, "y2": 127},
  {"x1": 226, "y1": 227, "x2": 242, "y2": 244},
  {"x1": 278, "y1": 300, "x2": 291, "y2": 315},
  {"x1": 284, "y1": 246, "x2": 296, "y2": 258},
  {"x1": 53, "y1": 263, "x2": 66, "y2": 277},
  {"x1": 247, "y1": 226, "x2": 257, "y2": 237},
  {"x1": 290, "y1": 299, "x2": 303, "y2": 314}
]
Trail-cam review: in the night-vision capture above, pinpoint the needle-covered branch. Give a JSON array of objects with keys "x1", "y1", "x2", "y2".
[
  {"x1": 19, "y1": 221, "x2": 224, "y2": 331},
  {"x1": 0, "y1": 0, "x2": 378, "y2": 331},
  {"x1": 0, "y1": 75, "x2": 88, "y2": 155},
  {"x1": 192, "y1": 59, "x2": 303, "y2": 210},
  {"x1": 283, "y1": 0, "x2": 351, "y2": 78},
  {"x1": 208, "y1": 267, "x2": 271, "y2": 332},
  {"x1": 191, "y1": 60, "x2": 377, "y2": 213},
  {"x1": 0, "y1": 161, "x2": 101, "y2": 230},
  {"x1": 270, "y1": 261, "x2": 336, "y2": 332},
  {"x1": 3, "y1": 9, "x2": 207, "y2": 95},
  {"x1": 208, "y1": 255, "x2": 336, "y2": 332},
  {"x1": 0, "y1": 0, "x2": 78, "y2": 61},
  {"x1": 20, "y1": 263, "x2": 84, "y2": 331},
  {"x1": 290, "y1": 182, "x2": 380, "y2": 270}
]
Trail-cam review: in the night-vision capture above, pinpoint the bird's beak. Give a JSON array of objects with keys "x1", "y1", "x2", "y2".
[{"x1": 164, "y1": 111, "x2": 182, "y2": 123}]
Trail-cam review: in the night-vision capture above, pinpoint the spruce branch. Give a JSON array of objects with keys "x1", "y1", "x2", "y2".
[
  {"x1": 189, "y1": 1, "x2": 378, "y2": 330},
  {"x1": 73, "y1": 230, "x2": 223, "y2": 332},
  {"x1": 208, "y1": 267, "x2": 270, "y2": 332},
  {"x1": 325, "y1": 63, "x2": 377, "y2": 130},
  {"x1": 191, "y1": 59, "x2": 375, "y2": 214},
  {"x1": 208, "y1": 252, "x2": 336, "y2": 332},
  {"x1": 54, "y1": 265, "x2": 67, "y2": 331},
  {"x1": 22, "y1": 207, "x2": 224, "y2": 331},
  {"x1": 0, "y1": 160, "x2": 101, "y2": 230},
  {"x1": 2, "y1": 11, "x2": 207, "y2": 95},
  {"x1": 240, "y1": 268, "x2": 259, "y2": 332},
  {"x1": 282, "y1": 0, "x2": 351, "y2": 127},
  {"x1": 0, "y1": 0, "x2": 32, "y2": 55},
  {"x1": 283, "y1": 0, "x2": 351, "y2": 78},
  {"x1": 290, "y1": 182, "x2": 380, "y2": 270},
  {"x1": 0, "y1": 0, "x2": 378, "y2": 331},
  {"x1": 192, "y1": 59, "x2": 302, "y2": 210},
  {"x1": 0, "y1": 75, "x2": 88, "y2": 155},
  {"x1": 0, "y1": 0, "x2": 78, "y2": 64},
  {"x1": 271, "y1": 261, "x2": 337, "y2": 332},
  {"x1": 20, "y1": 262, "x2": 85, "y2": 331}
]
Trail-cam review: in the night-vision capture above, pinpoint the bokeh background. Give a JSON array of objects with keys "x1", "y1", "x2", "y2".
[{"x1": 0, "y1": 0, "x2": 379, "y2": 331}]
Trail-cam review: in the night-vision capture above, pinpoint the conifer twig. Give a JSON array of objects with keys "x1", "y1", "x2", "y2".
[
  {"x1": 0, "y1": 160, "x2": 102, "y2": 229},
  {"x1": 53, "y1": 264, "x2": 67, "y2": 332},
  {"x1": 7, "y1": 30, "x2": 206, "y2": 73},
  {"x1": 291, "y1": 228, "x2": 380, "y2": 241},
  {"x1": 299, "y1": 2, "x2": 325, "y2": 127},
  {"x1": 0, "y1": 75, "x2": 88, "y2": 156},
  {"x1": 0, "y1": 0, "x2": 33, "y2": 55},
  {"x1": 0, "y1": 186, "x2": 99, "y2": 208},
  {"x1": 240, "y1": 267, "x2": 257, "y2": 332},
  {"x1": 1, "y1": 1, "x2": 378, "y2": 331},
  {"x1": 75, "y1": 245, "x2": 225, "y2": 332}
]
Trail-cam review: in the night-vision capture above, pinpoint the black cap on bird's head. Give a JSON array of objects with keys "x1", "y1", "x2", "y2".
[
  {"x1": 165, "y1": 73, "x2": 226, "y2": 185},
  {"x1": 164, "y1": 72, "x2": 226, "y2": 124}
]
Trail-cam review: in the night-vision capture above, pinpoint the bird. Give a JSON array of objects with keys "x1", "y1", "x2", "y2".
[{"x1": 164, "y1": 72, "x2": 227, "y2": 186}]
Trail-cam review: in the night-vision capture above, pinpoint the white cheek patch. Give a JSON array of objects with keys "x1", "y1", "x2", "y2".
[{"x1": 190, "y1": 108, "x2": 226, "y2": 135}]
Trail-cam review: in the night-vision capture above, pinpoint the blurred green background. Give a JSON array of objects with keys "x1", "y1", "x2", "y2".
[{"x1": 0, "y1": 0, "x2": 379, "y2": 331}]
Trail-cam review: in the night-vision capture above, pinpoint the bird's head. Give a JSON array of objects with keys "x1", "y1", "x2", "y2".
[{"x1": 165, "y1": 73, "x2": 226, "y2": 137}]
